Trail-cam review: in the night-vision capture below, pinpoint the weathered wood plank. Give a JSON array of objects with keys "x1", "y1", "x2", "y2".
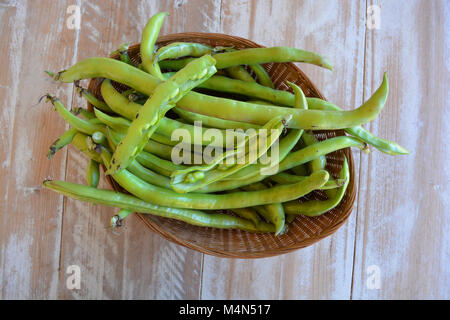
[
  {"x1": 352, "y1": 0, "x2": 449, "y2": 299},
  {"x1": 0, "y1": 0, "x2": 78, "y2": 299},
  {"x1": 57, "y1": 0, "x2": 221, "y2": 299},
  {"x1": 201, "y1": 0, "x2": 366, "y2": 299}
]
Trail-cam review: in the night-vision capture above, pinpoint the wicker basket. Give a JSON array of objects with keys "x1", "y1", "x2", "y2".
[{"x1": 86, "y1": 33, "x2": 356, "y2": 259}]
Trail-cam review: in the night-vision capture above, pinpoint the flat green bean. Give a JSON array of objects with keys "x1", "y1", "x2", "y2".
[
  {"x1": 140, "y1": 12, "x2": 169, "y2": 76},
  {"x1": 48, "y1": 58, "x2": 388, "y2": 130},
  {"x1": 47, "y1": 128, "x2": 78, "y2": 159},
  {"x1": 108, "y1": 55, "x2": 217, "y2": 174},
  {"x1": 283, "y1": 156, "x2": 350, "y2": 216},
  {"x1": 102, "y1": 146, "x2": 329, "y2": 209},
  {"x1": 44, "y1": 180, "x2": 275, "y2": 232},
  {"x1": 248, "y1": 64, "x2": 274, "y2": 88}
]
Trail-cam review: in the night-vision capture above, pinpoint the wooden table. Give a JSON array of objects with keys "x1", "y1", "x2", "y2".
[{"x1": 0, "y1": 0, "x2": 448, "y2": 299}]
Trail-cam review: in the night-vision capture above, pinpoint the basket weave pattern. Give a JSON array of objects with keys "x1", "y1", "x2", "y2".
[{"x1": 87, "y1": 33, "x2": 356, "y2": 258}]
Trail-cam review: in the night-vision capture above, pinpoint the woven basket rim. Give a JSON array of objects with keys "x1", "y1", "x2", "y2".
[{"x1": 86, "y1": 32, "x2": 357, "y2": 259}]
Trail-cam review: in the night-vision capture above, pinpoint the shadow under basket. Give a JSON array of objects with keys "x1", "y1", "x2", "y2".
[{"x1": 86, "y1": 33, "x2": 356, "y2": 259}]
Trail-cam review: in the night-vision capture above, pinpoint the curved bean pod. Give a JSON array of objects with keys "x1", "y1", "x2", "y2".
[
  {"x1": 225, "y1": 65, "x2": 256, "y2": 82},
  {"x1": 102, "y1": 146, "x2": 329, "y2": 209},
  {"x1": 140, "y1": 12, "x2": 169, "y2": 75},
  {"x1": 43, "y1": 180, "x2": 275, "y2": 232},
  {"x1": 283, "y1": 156, "x2": 350, "y2": 216},
  {"x1": 48, "y1": 58, "x2": 387, "y2": 129},
  {"x1": 248, "y1": 64, "x2": 274, "y2": 88},
  {"x1": 197, "y1": 135, "x2": 366, "y2": 193},
  {"x1": 151, "y1": 42, "x2": 217, "y2": 80},
  {"x1": 159, "y1": 46, "x2": 333, "y2": 71},
  {"x1": 74, "y1": 85, "x2": 112, "y2": 113},
  {"x1": 47, "y1": 128, "x2": 78, "y2": 159}
]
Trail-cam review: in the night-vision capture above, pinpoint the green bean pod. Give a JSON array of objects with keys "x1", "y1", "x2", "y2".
[
  {"x1": 170, "y1": 115, "x2": 286, "y2": 193},
  {"x1": 197, "y1": 135, "x2": 366, "y2": 193},
  {"x1": 269, "y1": 173, "x2": 345, "y2": 189},
  {"x1": 102, "y1": 146, "x2": 329, "y2": 209},
  {"x1": 74, "y1": 85, "x2": 112, "y2": 113},
  {"x1": 243, "y1": 182, "x2": 285, "y2": 236},
  {"x1": 48, "y1": 58, "x2": 388, "y2": 130},
  {"x1": 225, "y1": 65, "x2": 256, "y2": 82},
  {"x1": 230, "y1": 208, "x2": 260, "y2": 225},
  {"x1": 100, "y1": 79, "x2": 232, "y2": 147},
  {"x1": 151, "y1": 42, "x2": 217, "y2": 80},
  {"x1": 86, "y1": 159, "x2": 100, "y2": 188},
  {"x1": 47, "y1": 128, "x2": 78, "y2": 159},
  {"x1": 283, "y1": 156, "x2": 350, "y2": 216},
  {"x1": 43, "y1": 180, "x2": 275, "y2": 232},
  {"x1": 108, "y1": 55, "x2": 217, "y2": 174},
  {"x1": 248, "y1": 64, "x2": 274, "y2": 88},
  {"x1": 307, "y1": 97, "x2": 409, "y2": 155},
  {"x1": 140, "y1": 12, "x2": 169, "y2": 76},
  {"x1": 173, "y1": 107, "x2": 260, "y2": 130},
  {"x1": 159, "y1": 46, "x2": 333, "y2": 70}
]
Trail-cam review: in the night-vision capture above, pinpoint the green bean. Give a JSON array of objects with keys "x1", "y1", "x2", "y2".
[
  {"x1": 222, "y1": 81, "x2": 307, "y2": 180},
  {"x1": 243, "y1": 182, "x2": 285, "y2": 236},
  {"x1": 140, "y1": 12, "x2": 169, "y2": 76},
  {"x1": 307, "y1": 97, "x2": 409, "y2": 155},
  {"x1": 86, "y1": 159, "x2": 100, "y2": 188},
  {"x1": 269, "y1": 173, "x2": 345, "y2": 189},
  {"x1": 48, "y1": 58, "x2": 388, "y2": 129},
  {"x1": 45, "y1": 94, "x2": 106, "y2": 136},
  {"x1": 248, "y1": 64, "x2": 274, "y2": 88},
  {"x1": 245, "y1": 100, "x2": 274, "y2": 105},
  {"x1": 151, "y1": 42, "x2": 218, "y2": 80},
  {"x1": 283, "y1": 156, "x2": 350, "y2": 216},
  {"x1": 225, "y1": 65, "x2": 256, "y2": 82},
  {"x1": 43, "y1": 180, "x2": 275, "y2": 232},
  {"x1": 291, "y1": 164, "x2": 309, "y2": 176},
  {"x1": 170, "y1": 115, "x2": 286, "y2": 193},
  {"x1": 100, "y1": 81, "x2": 236, "y2": 147},
  {"x1": 108, "y1": 55, "x2": 217, "y2": 174},
  {"x1": 173, "y1": 107, "x2": 260, "y2": 130},
  {"x1": 230, "y1": 208, "x2": 260, "y2": 225},
  {"x1": 71, "y1": 107, "x2": 96, "y2": 120},
  {"x1": 74, "y1": 130, "x2": 182, "y2": 178},
  {"x1": 103, "y1": 148, "x2": 329, "y2": 209},
  {"x1": 93, "y1": 108, "x2": 130, "y2": 132},
  {"x1": 197, "y1": 136, "x2": 367, "y2": 193},
  {"x1": 107, "y1": 128, "x2": 174, "y2": 161},
  {"x1": 127, "y1": 159, "x2": 171, "y2": 189},
  {"x1": 47, "y1": 127, "x2": 78, "y2": 159},
  {"x1": 71, "y1": 132, "x2": 103, "y2": 163},
  {"x1": 74, "y1": 85, "x2": 112, "y2": 113},
  {"x1": 159, "y1": 58, "x2": 193, "y2": 71},
  {"x1": 302, "y1": 131, "x2": 327, "y2": 173},
  {"x1": 159, "y1": 46, "x2": 333, "y2": 71},
  {"x1": 110, "y1": 43, "x2": 132, "y2": 66},
  {"x1": 215, "y1": 46, "x2": 332, "y2": 70},
  {"x1": 137, "y1": 152, "x2": 185, "y2": 178}
]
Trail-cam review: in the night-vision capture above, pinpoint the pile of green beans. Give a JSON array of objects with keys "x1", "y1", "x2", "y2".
[{"x1": 43, "y1": 12, "x2": 408, "y2": 236}]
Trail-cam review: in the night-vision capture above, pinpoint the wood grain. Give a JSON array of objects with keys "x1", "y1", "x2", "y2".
[
  {"x1": 0, "y1": 0, "x2": 448, "y2": 300},
  {"x1": 0, "y1": 0, "x2": 78, "y2": 299},
  {"x1": 201, "y1": 0, "x2": 366, "y2": 299},
  {"x1": 57, "y1": 0, "x2": 220, "y2": 299},
  {"x1": 351, "y1": 0, "x2": 449, "y2": 299}
]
